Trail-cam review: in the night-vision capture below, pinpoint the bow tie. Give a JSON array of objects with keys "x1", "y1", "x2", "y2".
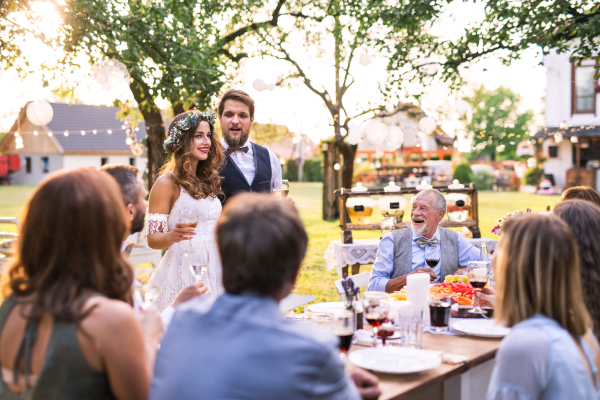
[
  {"x1": 416, "y1": 237, "x2": 439, "y2": 248},
  {"x1": 226, "y1": 146, "x2": 249, "y2": 155}
]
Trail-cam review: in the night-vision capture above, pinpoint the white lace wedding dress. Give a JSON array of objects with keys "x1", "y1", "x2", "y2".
[{"x1": 147, "y1": 186, "x2": 224, "y2": 312}]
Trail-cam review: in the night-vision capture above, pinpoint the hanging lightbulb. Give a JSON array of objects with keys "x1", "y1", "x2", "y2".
[
  {"x1": 559, "y1": 120, "x2": 568, "y2": 130},
  {"x1": 93, "y1": 130, "x2": 97, "y2": 134},
  {"x1": 15, "y1": 136, "x2": 24, "y2": 149},
  {"x1": 554, "y1": 133, "x2": 563, "y2": 143},
  {"x1": 279, "y1": 157, "x2": 285, "y2": 165},
  {"x1": 107, "y1": 129, "x2": 112, "y2": 134},
  {"x1": 355, "y1": 157, "x2": 362, "y2": 163},
  {"x1": 81, "y1": 130, "x2": 86, "y2": 135},
  {"x1": 64, "y1": 131, "x2": 69, "y2": 137},
  {"x1": 13, "y1": 132, "x2": 19, "y2": 137},
  {"x1": 48, "y1": 132, "x2": 53, "y2": 137},
  {"x1": 334, "y1": 163, "x2": 341, "y2": 170},
  {"x1": 571, "y1": 136, "x2": 578, "y2": 143},
  {"x1": 125, "y1": 137, "x2": 133, "y2": 145},
  {"x1": 33, "y1": 131, "x2": 38, "y2": 136}
]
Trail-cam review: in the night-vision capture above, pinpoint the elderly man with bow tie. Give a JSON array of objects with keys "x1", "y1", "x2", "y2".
[{"x1": 368, "y1": 189, "x2": 481, "y2": 293}]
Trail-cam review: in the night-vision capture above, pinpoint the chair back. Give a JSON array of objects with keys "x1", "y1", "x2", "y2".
[
  {"x1": 334, "y1": 271, "x2": 370, "y2": 301},
  {"x1": 279, "y1": 294, "x2": 316, "y2": 313}
]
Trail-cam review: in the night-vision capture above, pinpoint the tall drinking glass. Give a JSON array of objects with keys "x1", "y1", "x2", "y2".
[
  {"x1": 273, "y1": 180, "x2": 290, "y2": 198},
  {"x1": 363, "y1": 292, "x2": 390, "y2": 347},
  {"x1": 186, "y1": 247, "x2": 210, "y2": 284},
  {"x1": 133, "y1": 267, "x2": 161, "y2": 309},
  {"x1": 179, "y1": 209, "x2": 198, "y2": 250},
  {"x1": 331, "y1": 310, "x2": 356, "y2": 359},
  {"x1": 425, "y1": 245, "x2": 441, "y2": 270},
  {"x1": 467, "y1": 261, "x2": 490, "y2": 314}
]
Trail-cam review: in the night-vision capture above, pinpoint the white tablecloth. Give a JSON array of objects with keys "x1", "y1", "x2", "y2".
[{"x1": 324, "y1": 237, "x2": 497, "y2": 278}]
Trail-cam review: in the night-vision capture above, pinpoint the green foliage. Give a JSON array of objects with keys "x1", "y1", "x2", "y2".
[
  {"x1": 523, "y1": 167, "x2": 544, "y2": 186},
  {"x1": 284, "y1": 158, "x2": 323, "y2": 182},
  {"x1": 250, "y1": 123, "x2": 293, "y2": 146},
  {"x1": 284, "y1": 159, "x2": 299, "y2": 182},
  {"x1": 472, "y1": 171, "x2": 494, "y2": 191},
  {"x1": 453, "y1": 163, "x2": 474, "y2": 184},
  {"x1": 466, "y1": 86, "x2": 533, "y2": 161}
]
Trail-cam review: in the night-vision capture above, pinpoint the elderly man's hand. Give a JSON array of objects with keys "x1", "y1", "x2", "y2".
[
  {"x1": 170, "y1": 282, "x2": 210, "y2": 308},
  {"x1": 410, "y1": 267, "x2": 437, "y2": 281},
  {"x1": 285, "y1": 196, "x2": 296, "y2": 206},
  {"x1": 350, "y1": 370, "x2": 381, "y2": 400}
]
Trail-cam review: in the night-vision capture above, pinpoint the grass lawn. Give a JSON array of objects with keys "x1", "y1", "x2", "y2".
[{"x1": 0, "y1": 183, "x2": 562, "y2": 303}]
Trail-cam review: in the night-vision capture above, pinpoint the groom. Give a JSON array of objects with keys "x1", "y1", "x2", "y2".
[{"x1": 218, "y1": 89, "x2": 289, "y2": 204}]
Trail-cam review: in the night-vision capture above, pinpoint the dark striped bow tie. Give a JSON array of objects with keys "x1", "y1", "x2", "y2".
[{"x1": 226, "y1": 146, "x2": 249, "y2": 155}]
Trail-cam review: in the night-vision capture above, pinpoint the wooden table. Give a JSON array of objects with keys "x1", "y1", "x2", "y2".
[{"x1": 347, "y1": 332, "x2": 502, "y2": 400}]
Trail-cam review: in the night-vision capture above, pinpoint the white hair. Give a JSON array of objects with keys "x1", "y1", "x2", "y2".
[{"x1": 415, "y1": 189, "x2": 446, "y2": 213}]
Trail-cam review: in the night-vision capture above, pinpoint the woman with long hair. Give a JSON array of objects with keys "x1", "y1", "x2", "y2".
[
  {"x1": 487, "y1": 213, "x2": 600, "y2": 399},
  {"x1": 147, "y1": 110, "x2": 225, "y2": 312},
  {"x1": 554, "y1": 199, "x2": 600, "y2": 339},
  {"x1": 0, "y1": 168, "x2": 161, "y2": 399}
]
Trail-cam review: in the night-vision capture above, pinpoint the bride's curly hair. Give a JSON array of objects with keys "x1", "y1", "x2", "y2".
[{"x1": 160, "y1": 111, "x2": 225, "y2": 199}]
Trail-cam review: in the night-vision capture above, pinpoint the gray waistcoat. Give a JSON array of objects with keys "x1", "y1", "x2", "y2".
[{"x1": 391, "y1": 227, "x2": 459, "y2": 282}]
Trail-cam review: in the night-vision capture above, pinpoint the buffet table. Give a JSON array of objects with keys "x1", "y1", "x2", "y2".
[
  {"x1": 347, "y1": 332, "x2": 501, "y2": 400},
  {"x1": 325, "y1": 238, "x2": 497, "y2": 278}
]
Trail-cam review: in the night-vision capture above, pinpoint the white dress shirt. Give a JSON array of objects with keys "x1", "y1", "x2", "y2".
[{"x1": 220, "y1": 138, "x2": 283, "y2": 190}]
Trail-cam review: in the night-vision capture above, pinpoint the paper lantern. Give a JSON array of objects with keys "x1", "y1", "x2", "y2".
[
  {"x1": 252, "y1": 79, "x2": 266, "y2": 92},
  {"x1": 359, "y1": 53, "x2": 372, "y2": 66},
  {"x1": 346, "y1": 122, "x2": 365, "y2": 145},
  {"x1": 418, "y1": 116, "x2": 437, "y2": 134},
  {"x1": 455, "y1": 100, "x2": 472, "y2": 115},
  {"x1": 265, "y1": 82, "x2": 276, "y2": 91},
  {"x1": 364, "y1": 118, "x2": 387, "y2": 144},
  {"x1": 26, "y1": 101, "x2": 54, "y2": 126},
  {"x1": 385, "y1": 125, "x2": 404, "y2": 150},
  {"x1": 93, "y1": 59, "x2": 130, "y2": 94}
]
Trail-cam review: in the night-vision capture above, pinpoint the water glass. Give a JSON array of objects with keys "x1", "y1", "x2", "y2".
[
  {"x1": 273, "y1": 180, "x2": 290, "y2": 199},
  {"x1": 398, "y1": 302, "x2": 424, "y2": 348},
  {"x1": 186, "y1": 247, "x2": 210, "y2": 283},
  {"x1": 133, "y1": 268, "x2": 161, "y2": 309}
]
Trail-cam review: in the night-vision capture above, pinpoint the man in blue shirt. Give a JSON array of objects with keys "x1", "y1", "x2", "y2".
[
  {"x1": 369, "y1": 189, "x2": 480, "y2": 293},
  {"x1": 151, "y1": 193, "x2": 380, "y2": 400}
]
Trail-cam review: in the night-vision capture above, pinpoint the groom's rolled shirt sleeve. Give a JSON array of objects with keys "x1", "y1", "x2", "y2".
[
  {"x1": 267, "y1": 148, "x2": 282, "y2": 192},
  {"x1": 368, "y1": 233, "x2": 394, "y2": 292}
]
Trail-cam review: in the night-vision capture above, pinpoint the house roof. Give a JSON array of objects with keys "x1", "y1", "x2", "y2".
[
  {"x1": 533, "y1": 125, "x2": 600, "y2": 139},
  {"x1": 42, "y1": 103, "x2": 147, "y2": 152}
]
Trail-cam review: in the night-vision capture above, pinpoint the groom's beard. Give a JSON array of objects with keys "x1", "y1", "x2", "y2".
[
  {"x1": 223, "y1": 126, "x2": 250, "y2": 149},
  {"x1": 411, "y1": 220, "x2": 429, "y2": 237}
]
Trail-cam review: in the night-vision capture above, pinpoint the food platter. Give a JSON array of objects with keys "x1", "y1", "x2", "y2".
[
  {"x1": 349, "y1": 347, "x2": 442, "y2": 374},
  {"x1": 307, "y1": 302, "x2": 345, "y2": 313},
  {"x1": 452, "y1": 319, "x2": 510, "y2": 338}
]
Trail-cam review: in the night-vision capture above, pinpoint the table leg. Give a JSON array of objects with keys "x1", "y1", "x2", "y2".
[
  {"x1": 342, "y1": 265, "x2": 349, "y2": 278},
  {"x1": 351, "y1": 263, "x2": 361, "y2": 275}
]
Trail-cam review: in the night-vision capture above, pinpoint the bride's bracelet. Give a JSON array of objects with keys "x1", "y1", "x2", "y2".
[{"x1": 147, "y1": 213, "x2": 169, "y2": 235}]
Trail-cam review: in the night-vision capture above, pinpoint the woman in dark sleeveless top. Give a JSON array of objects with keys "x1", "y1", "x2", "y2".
[{"x1": 0, "y1": 169, "x2": 161, "y2": 400}]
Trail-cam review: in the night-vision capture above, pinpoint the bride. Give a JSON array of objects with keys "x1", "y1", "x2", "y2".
[{"x1": 147, "y1": 110, "x2": 225, "y2": 312}]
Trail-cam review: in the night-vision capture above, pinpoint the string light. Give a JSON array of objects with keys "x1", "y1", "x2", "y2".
[
  {"x1": 81, "y1": 130, "x2": 86, "y2": 135},
  {"x1": 33, "y1": 131, "x2": 38, "y2": 136},
  {"x1": 48, "y1": 132, "x2": 53, "y2": 137},
  {"x1": 93, "y1": 130, "x2": 97, "y2": 134},
  {"x1": 64, "y1": 131, "x2": 69, "y2": 136}
]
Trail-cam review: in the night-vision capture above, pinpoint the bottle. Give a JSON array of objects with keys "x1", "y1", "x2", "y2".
[{"x1": 480, "y1": 242, "x2": 494, "y2": 288}]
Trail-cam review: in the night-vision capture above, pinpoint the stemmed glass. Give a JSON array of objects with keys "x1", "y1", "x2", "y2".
[
  {"x1": 425, "y1": 245, "x2": 441, "y2": 271},
  {"x1": 179, "y1": 209, "x2": 198, "y2": 250},
  {"x1": 467, "y1": 261, "x2": 490, "y2": 314},
  {"x1": 363, "y1": 291, "x2": 390, "y2": 347},
  {"x1": 273, "y1": 180, "x2": 290, "y2": 199},
  {"x1": 331, "y1": 310, "x2": 356, "y2": 359},
  {"x1": 186, "y1": 247, "x2": 210, "y2": 284},
  {"x1": 133, "y1": 268, "x2": 161, "y2": 309}
]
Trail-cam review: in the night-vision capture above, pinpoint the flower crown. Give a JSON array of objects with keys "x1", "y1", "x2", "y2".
[{"x1": 163, "y1": 110, "x2": 216, "y2": 158}]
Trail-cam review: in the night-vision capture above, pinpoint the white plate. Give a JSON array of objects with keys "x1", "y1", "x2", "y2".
[
  {"x1": 307, "y1": 302, "x2": 345, "y2": 313},
  {"x1": 452, "y1": 319, "x2": 511, "y2": 338},
  {"x1": 349, "y1": 347, "x2": 442, "y2": 374}
]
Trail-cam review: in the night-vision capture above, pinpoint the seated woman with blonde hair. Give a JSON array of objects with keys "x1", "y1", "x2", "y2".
[
  {"x1": 487, "y1": 213, "x2": 600, "y2": 400},
  {"x1": 0, "y1": 168, "x2": 162, "y2": 400}
]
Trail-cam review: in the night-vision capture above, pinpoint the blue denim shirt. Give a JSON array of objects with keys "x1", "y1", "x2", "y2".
[
  {"x1": 487, "y1": 314, "x2": 600, "y2": 400},
  {"x1": 151, "y1": 293, "x2": 361, "y2": 400}
]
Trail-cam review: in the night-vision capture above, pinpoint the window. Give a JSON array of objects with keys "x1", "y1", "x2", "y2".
[
  {"x1": 572, "y1": 59, "x2": 597, "y2": 114},
  {"x1": 25, "y1": 157, "x2": 31, "y2": 173},
  {"x1": 549, "y1": 146, "x2": 558, "y2": 158},
  {"x1": 41, "y1": 157, "x2": 49, "y2": 173},
  {"x1": 101, "y1": 157, "x2": 108, "y2": 166},
  {"x1": 129, "y1": 157, "x2": 135, "y2": 166}
]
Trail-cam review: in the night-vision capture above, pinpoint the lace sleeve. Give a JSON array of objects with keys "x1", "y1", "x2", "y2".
[{"x1": 148, "y1": 213, "x2": 169, "y2": 235}]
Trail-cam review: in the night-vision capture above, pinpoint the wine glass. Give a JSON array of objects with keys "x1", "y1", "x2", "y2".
[
  {"x1": 273, "y1": 180, "x2": 290, "y2": 199},
  {"x1": 467, "y1": 261, "x2": 490, "y2": 314},
  {"x1": 133, "y1": 267, "x2": 161, "y2": 309},
  {"x1": 186, "y1": 247, "x2": 210, "y2": 284},
  {"x1": 363, "y1": 291, "x2": 390, "y2": 347},
  {"x1": 179, "y1": 209, "x2": 198, "y2": 250},
  {"x1": 424, "y1": 245, "x2": 441, "y2": 272},
  {"x1": 331, "y1": 310, "x2": 355, "y2": 359}
]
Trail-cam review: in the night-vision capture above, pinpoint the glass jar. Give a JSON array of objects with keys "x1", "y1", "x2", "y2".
[
  {"x1": 445, "y1": 180, "x2": 471, "y2": 222},
  {"x1": 378, "y1": 181, "x2": 407, "y2": 223},
  {"x1": 346, "y1": 182, "x2": 374, "y2": 225}
]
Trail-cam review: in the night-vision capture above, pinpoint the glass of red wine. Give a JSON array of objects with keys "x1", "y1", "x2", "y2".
[
  {"x1": 425, "y1": 245, "x2": 441, "y2": 272},
  {"x1": 363, "y1": 291, "x2": 390, "y2": 347},
  {"x1": 331, "y1": 310, "x2": 355, "y2": 359},
  {"x1": 467, "y1": 261, "x2": 490, "y2": 314}
]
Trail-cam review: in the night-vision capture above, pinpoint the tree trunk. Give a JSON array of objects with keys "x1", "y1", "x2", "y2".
[
  {"x1": 322, "y1": 143, "x2": 339, "y2": 220},
  {"x1": 130, "y1": 78, "x2": 165, "y2": 189},
  {"x1": 338, "y1": 140, "x2": 357, "y2": 190},
  {"x1": 172, "y1": 102, "x2": 185, "y2": 116}
]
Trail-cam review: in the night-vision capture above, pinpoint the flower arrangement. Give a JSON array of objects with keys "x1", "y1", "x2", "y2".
[
  {"x1": 163, "y1": 110, "x2": 216, "y2": 158},
  {"x1": 341, "y1": 273, "x2": 360, "y2": 311},
  {"x1": 491, "y1": 209, "x2": 531, "y2": 236}
]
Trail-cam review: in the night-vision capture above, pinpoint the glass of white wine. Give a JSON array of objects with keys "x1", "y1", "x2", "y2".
[
  {"x1": 179, "y1": 209, "x2": 198, "y2": 250},
  {"x1": 186, "y1": 247, "x2": 210, "y2": 284},
  {"x1": 133, "y1": 268, "x2": 161, "y2": 309},
  {"x1": 273, "y1": 180, "x2": 290, "y2": 199}
]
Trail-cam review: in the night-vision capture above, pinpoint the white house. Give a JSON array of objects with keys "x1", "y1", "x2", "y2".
[
  {"x1": 0, "y1": 102, "x2": 148, "y2": 185},
  {"x1": 534, "y1": 51, "x2": 599, "y2": 188}
]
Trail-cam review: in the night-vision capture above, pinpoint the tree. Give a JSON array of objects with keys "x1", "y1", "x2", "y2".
[
  {"x1": 245, "y1": 0, "x2": 446, "y2": 218},
  {"x1": 465, "y1": 86, "x2": 533, "y2": 161}
]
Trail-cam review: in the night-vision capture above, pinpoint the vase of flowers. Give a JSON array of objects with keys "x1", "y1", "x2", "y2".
[{"x1": 341, "y1": 274, "x2": 362, "y2": 330}]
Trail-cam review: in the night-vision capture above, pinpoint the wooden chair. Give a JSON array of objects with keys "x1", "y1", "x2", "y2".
[
  {"x1": 334, "y1": 271, "x2": 371, "y2": 301},
  {"x1": 279, "y1": 294, "x2": 317, "y2": 313}
]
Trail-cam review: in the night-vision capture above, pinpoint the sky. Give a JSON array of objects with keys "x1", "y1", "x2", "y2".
[{"x1": 0, "y1": 1, "x2": 547, "y2": 147}]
